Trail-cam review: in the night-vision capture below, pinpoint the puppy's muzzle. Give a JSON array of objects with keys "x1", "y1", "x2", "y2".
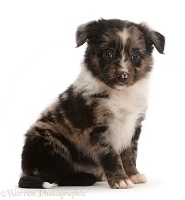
[{"x1": 116, "y1": 71, "x2": 128, "y2": 80}]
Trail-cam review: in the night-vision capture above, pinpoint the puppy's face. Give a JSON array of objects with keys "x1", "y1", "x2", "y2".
[{"x1": 76, "y1": 19, "x2": 165, "y2": 89}]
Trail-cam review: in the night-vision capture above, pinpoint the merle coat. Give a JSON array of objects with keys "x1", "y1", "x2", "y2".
[{"x1": 19, "y1": 19, "x2": 165, "y2": 189}]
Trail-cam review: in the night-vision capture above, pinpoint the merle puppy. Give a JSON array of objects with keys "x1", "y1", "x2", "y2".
[{"x1": 19, "y1": 19, "x2": 165, "y2": 189}]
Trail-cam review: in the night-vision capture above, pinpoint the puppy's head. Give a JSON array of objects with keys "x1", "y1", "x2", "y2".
[{"x1": 76, "y1": 19, "x2": 165, "y2": 89}]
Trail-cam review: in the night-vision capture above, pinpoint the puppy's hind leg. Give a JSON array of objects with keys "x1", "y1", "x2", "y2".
[{"x1": 57, "y1": 172, "x2": 97, "y2": 186}]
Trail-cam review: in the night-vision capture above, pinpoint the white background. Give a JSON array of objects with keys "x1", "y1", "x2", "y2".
[{"x1": 0, "y1": 0, "x2": 185, "y2": 199}]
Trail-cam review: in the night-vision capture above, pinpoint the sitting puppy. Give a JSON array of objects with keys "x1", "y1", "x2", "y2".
[{"x1": 18, "y1": 19, "x2": 165, "y2": 189}]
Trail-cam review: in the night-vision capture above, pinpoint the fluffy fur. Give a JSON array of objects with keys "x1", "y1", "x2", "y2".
[{"x1": 18, "y1": 19, "x2": 165, "y2": 189}]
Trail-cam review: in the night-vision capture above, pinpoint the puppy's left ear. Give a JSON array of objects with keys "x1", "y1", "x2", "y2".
[
  {"x1": 150, "y1": 31, "x2": 165, "y2": 54},
  {"x1": 140, "y1": 23, "x2": 165, "y2": 54}
]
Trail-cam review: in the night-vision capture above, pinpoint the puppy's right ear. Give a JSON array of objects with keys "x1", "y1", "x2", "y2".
[{"x1": 76, "y1": 21, "x2": 97, "y2": 47}]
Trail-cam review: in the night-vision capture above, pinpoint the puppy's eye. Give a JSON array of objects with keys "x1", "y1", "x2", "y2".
[
  {"x1": 103, "y1": 50, "x2": 113, "y2": 60},
  {"x1": 130, "y1": 51, "x2": 141, "y2": 64}
]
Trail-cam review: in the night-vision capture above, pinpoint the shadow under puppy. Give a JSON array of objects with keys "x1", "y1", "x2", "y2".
[{"x1": 19, "y1": 19, "x2": 165, "y2": 189}]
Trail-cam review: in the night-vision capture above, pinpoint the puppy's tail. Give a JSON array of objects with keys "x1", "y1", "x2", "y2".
[
  {"x1": 18, "y1": 176, "x2": 56, "y2": 189},
  {"x1": 18, "y1": 172, "x2": 97, "y2": 188}
]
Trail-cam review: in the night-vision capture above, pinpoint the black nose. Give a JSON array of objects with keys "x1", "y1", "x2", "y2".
[{"x1": 116, "y1": 71, "x2": 128, "y2": 80}]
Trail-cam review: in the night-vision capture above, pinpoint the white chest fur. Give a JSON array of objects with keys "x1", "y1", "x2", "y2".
[
  {"x1": 74, "y1": 68, "x2": 149, "y2": 153},
  {"x1": 107, "y1": 79, "x2": 149, "y2": 153}
]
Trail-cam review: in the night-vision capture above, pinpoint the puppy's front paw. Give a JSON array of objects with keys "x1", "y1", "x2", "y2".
[
  {"x1": 109, "y1": 178, "x2": 134, "y2": 189},
  {"x1": 130, "y1": 173, "x2": 147, "y2": 184}
]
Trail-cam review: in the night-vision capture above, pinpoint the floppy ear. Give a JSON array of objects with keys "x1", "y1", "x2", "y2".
[
  {"x1": 76, "y1": 20, "x2": 98, "y2": 47},
  {"x1": 140, "y1": 23, "x2": 165, "y2": 54},
  {"x1": 150, "y1": 31, "x2": 165, "y2": 54}
]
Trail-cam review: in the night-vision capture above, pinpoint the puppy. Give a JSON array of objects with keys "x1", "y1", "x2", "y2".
[{"x1": 18, "y1": 19, "x2": 165, "y2": 189}]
